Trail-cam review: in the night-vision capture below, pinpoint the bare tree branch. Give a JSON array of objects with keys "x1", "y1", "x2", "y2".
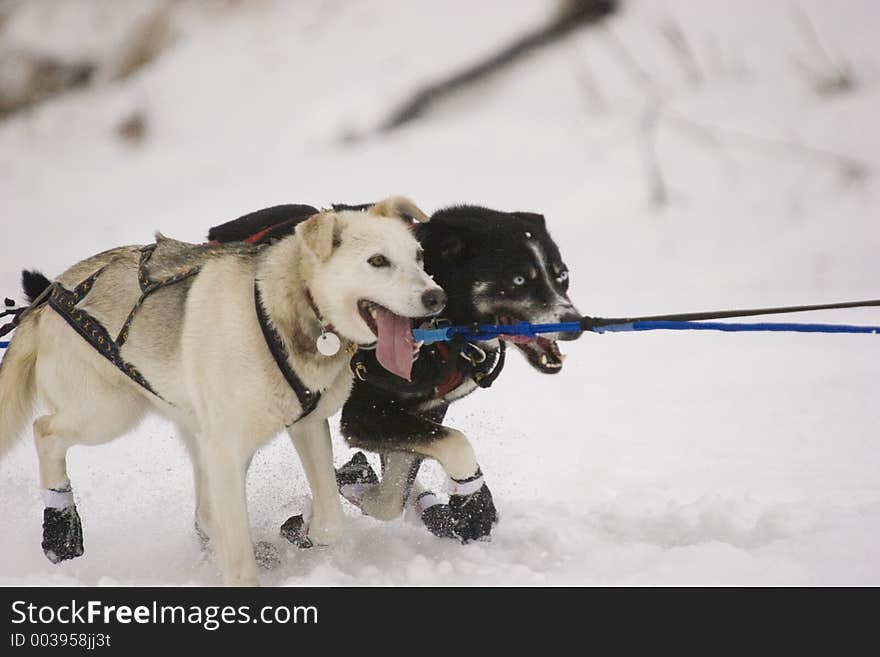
[
  {"x1": 640, "y1": 98, "x2": 668, "y2": 207},
  {"x1": 659, "y1": 18, "x2": 703, "y2": 86},
  {"x1": 791, "y1": 7, "x2": 856, "y2": 98},
  {"x1": 376, "y1": 0, "x2": 618, "y2": 134}
]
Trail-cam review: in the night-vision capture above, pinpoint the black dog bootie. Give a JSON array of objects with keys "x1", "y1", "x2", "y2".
[{"x1": 42, "y1": 501, "x2": 84, "y2": 564}]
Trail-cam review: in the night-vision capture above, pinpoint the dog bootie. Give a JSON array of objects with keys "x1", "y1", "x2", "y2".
[
  {"x1": 336, "y1": 451, "x2": 379, "y2": 488},
  {"x1": 447, "y1": 470, "x2": 498, "y2": 542},
  {"x1": 408, "y1": 492, "x2": 457, "y2": 540},
  {"x1": 41, "y1": 487, "x2": 84, "y2": 563},
  {"x1": 336, "y1": 451, "x2": 379, "y2": 509},
  {"x1": 280, "y1": 514, "x2": 313, "y2": 549},
  {"x1": 449, "y1": 484, "x2": 498, "y2": 542}
]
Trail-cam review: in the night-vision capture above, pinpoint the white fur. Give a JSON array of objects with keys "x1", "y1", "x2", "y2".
[{"x1": 520, "y1": 240, "x2": 577, "y2": 334}]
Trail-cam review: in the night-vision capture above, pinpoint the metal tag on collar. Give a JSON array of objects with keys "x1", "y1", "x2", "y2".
[{"x1": 316, "y1": 331, "x2": 341, "y2": 356}]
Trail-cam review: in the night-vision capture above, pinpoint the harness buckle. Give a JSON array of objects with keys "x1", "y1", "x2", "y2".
[{"x1": 459, "y1": 343, "x2": 486, "y2": 364}]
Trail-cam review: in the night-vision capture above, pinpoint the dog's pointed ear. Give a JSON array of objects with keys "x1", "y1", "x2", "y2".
[
  {"x1": 371, "y1": 196, "x2": 430, "y2": 224},
  {"x1": 514, "y1": 212, "x2": 546, "y2": 228},
  {"x1": 298, "y1": 213, "x2": 341, "y2": 261}
]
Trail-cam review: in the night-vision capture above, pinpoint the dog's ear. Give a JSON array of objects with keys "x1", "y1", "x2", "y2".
[
  {"x1": 514, "y1": 212, "x2": 546, "y2": 228},
  {"x1": 371, "y1": 196, "x2": 430, "y2": 224},
  {"x1": 298, "y1": 213, "x2": 341, "y2": 261}
]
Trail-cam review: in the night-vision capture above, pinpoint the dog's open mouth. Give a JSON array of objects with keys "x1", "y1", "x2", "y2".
[
  {"x1": 357, "y1": 299, "x2": 416, "y2": 381},
  {"x1": 496, "y1": 315, "x2": 565, "y2": 374},
  {"x1": 511, "y1": 336, "x2": 565, "y2": 373}
]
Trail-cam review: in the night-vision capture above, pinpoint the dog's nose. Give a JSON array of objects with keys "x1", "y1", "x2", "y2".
[
  {"x1": 557, "y1": 309, "x2": 583, "y2": 341},
  {"x1": 421, "y1": 288, "x2": 446, "y2": 314}
]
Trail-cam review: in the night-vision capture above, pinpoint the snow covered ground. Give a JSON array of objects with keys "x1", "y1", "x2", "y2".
[{"x1": 1, "y1": 0, "x2": 879, "y2": 586}]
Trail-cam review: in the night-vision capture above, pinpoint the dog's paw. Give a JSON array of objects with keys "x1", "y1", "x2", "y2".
[
  {"x1": 280, "y1": 514, "x2": 313, "y2": 549},
  {"x1": 42, "y1": 505, "x2": 84, "y2": 564},
  {"x1": 448, "y1": 484, "x2": 498, "y2": 543},
  {"x1": 336, "y1": 451, "x2": 379, "y2": 489}
]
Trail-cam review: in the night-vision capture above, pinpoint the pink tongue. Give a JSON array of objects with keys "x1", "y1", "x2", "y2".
[{"x1": 375, "y1": 306, "x2": 415, "y2": 381}]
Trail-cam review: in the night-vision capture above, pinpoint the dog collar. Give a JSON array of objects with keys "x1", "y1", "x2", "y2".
[
  {"x1": 305, "y1": 288, "x2": 335, "y2": 334},
  {"x1": 304, "y1": 288, "x2": 345, "y2": 356}
]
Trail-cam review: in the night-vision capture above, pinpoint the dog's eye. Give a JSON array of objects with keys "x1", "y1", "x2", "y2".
[
  {"x1": 513, "y1": 275, "x2": 525, "y2": 286},
  {"x1": 368, "y1": 254, "x2": 390, "y2": 268},
  {"x1": 557, "y1": 270, "x2": 569, "y2": 283}
]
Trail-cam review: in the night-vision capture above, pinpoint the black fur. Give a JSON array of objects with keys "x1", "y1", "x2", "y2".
[
  {"x1": 417, "y1": 206, "x2": 575, "y2": 332},
  {"x1": 22, "y1": 270, "x2": 52, "y2": 304}
]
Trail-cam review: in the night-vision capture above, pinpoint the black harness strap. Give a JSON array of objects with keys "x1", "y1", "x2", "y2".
[
  {"x1": 471, "y1": 340, "x2": 506, "y2": 388},
  {"x1": 137, "y1": 244, "x2": 158, "y2": 292},
  {"x1": 43, "y1": 244, "x2": 205, "y2": 400},
  {"x1": 117, "y1": 245, "x2": 200, "y2": 347},
  {"x1": 48, "y1": 276, "x2": 162, "y2": 399},
  {"x1": 254, "y1": 282, "x2": 322, "y2": 423}
]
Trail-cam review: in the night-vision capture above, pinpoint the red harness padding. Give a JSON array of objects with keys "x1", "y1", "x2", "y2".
[
  {"x1": 433, "y1": 342, "x2": 465, "y2": 397},
  {"x1": 206, "y1": 225, "x2": 273, "y2": 247}
]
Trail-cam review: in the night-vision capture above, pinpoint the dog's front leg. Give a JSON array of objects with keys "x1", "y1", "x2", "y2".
[
  {"x1": 287, "y1": 419, "x2": 344, "y2": 546},
  {"x1": 200, "y1": 435, "x2": 260, "y2": 586},
  {"x1": 409, "y1": 429, "x2": 498, "y2": 542},
  {"x1": 351, "y1": 452, "x2": 422, "y2": 521}
]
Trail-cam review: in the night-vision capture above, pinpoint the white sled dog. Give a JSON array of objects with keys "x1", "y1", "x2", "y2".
[{"x1": 0, "y1": 197, "x2": 446, "y2": 585}]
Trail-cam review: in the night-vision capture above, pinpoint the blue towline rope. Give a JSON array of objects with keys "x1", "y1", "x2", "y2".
[
  {"x1": 6, "y1": 322, "x2": 875, "y2": 351},
  {"x1": 412, "y1": 319, "x2": 880, "y2": 345},
  {"x1": 4, "y1": 299, "x2": 880, "y2": 350},
  {"x1": 595, "y1": 320, "x2": 880, "y2": 334}
]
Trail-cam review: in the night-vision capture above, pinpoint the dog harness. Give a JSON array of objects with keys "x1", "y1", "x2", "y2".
[
  {"x1": 28, "y1": 244, "x2": 330, "y2": 422},
  {"x1": 432, "y1": 340, "x2": 506, "y2": 396},
  {"x1": 23, "y1": 243, "x2": 325, "y2": 423},
  {"x1": 254, "y1": 282, "x2": 323, "y2": 422},
  {"x1": 350, "y1": 335, "x2": 506, "y2": 400},
  {"x1": 39, "y1": 244, "x2": 202, "y2": 400}
]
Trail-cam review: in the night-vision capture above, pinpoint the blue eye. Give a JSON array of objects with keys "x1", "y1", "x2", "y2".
[{"x1": 513, "y1": 275, "x2": 525, "y2": 286}]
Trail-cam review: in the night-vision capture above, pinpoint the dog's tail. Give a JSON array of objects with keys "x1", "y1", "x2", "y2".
[
  {"x1": 0, "y1": 272, "x2": 46, "y2": 461},
  {"x1": 22, "y1": 270, "x2": 52, "y2": 303}
]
